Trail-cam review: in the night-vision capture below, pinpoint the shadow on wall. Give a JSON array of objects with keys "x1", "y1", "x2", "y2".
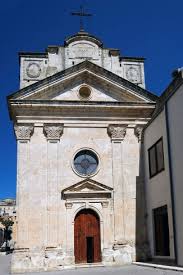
[
  {"x1": 0, "y1": 220, "x2": 14, "y2": 253},
  {"x1": 0, "y1": 229, "x2": 4, "y2": 247},
  {"x1": 135, "y1": 141, "x2": 151, "y2": 262}
]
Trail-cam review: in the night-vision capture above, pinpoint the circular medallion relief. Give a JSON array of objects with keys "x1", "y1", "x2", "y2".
[
  {"x1": 73, "y1": 149, "x2": 99, "y2": 177},
  {"x1": 78, "y1": 85, "x2": 92, "y2": 100},
  {"x1": 126, "y1": 66, "x2": 140, "y2": 83},
  {"x1": 26, "y1": 62, "x2": 41, "y2": 78}
]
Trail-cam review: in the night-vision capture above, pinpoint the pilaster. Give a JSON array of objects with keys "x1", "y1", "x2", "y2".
[
  {"x1": 108, "y1": 124, "x2": 127, "y2": 244},
  {"x1": 14, "y1": 124, "x2": 34, "y2": 248},
  {"x1": 134, "y1": 126, "x2": 144, "y2": 143},
  {"x1": 43, "y1": 124, "x2": 64, "y2": 247}
]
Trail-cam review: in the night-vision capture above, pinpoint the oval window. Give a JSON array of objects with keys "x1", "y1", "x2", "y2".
[
  {"x1": 78, "y1": 86, "x2": 91, "y2": 99},
  {"x1": 73, "y1": 149, "x2": 99, "y2": 176}
]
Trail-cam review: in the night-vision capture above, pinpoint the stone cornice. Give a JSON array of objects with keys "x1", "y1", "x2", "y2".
[
  {"x1": 64, "y1": 32, "x2": 103, "y2": 47},
  {"x1": 43, "y1": 124, "x2": 64, "y2": 141},
  {"x1": 8, "y1": 101, "x2": 155, "y2": 122},
  {"x1": 108, "y1": 125, "x2": 127, "y2": 140},
  {"x1": 8, "y1": 100, "x2": 155, "y2": 107},
  {"x1": 14, "y1": 124, "x2": 34, "y2": 140}
]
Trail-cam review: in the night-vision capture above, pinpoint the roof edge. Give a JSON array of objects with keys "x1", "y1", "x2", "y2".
[
  {"x1": 144, "y1": 69, "x2": 183, "y2": 130},
  {"x1": 64, "y1": 31, "x2": 103, "y2": 47}
]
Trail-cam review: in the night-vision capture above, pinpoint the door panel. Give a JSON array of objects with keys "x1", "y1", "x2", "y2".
[
  {"x1": 74, "y1": 209, "x2": 101, "y2": 263},
  {"x1": 87, "y1": 237, "x2": 94, "y2": 263}
]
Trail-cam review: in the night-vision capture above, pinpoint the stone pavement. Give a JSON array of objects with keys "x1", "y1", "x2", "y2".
[
  {"x1": 0, "y1": 255, "x2": 183, "y2": 275},
  {"x1": 0, "y1": 254, "x2": 11, "y2": 275}
]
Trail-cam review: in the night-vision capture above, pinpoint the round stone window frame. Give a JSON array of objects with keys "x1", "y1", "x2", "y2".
[
  {"x1": 77, "y1": 85, "x2": 92, "y2": 100},
  {"x1": 72, "y1": 148, "x2": 100, "y2": 178}
]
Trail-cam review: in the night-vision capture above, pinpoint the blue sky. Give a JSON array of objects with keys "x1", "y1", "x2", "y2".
[{"x1": 0, "y1": 0, "x2": 183, "y2": 199}]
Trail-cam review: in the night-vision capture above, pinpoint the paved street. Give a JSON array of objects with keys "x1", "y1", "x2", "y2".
[{"x1": 0, "y1": 255, "x2": 183, "y2": 275}]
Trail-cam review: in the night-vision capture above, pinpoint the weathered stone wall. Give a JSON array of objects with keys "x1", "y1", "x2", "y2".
[
  {"x1": 11, "y1": 122, "x2": 146, "y2": 272},
  {"x1": 10, "y1": 31, "x2": 154, "y2": 273}
]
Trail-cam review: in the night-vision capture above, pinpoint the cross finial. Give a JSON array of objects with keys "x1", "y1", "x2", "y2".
[{"x1": 71, "y1": 5, "x2": 92, "y2": 32}]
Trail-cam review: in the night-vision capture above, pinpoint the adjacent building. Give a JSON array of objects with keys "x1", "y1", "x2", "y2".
[{"x1": 143, "y1": 68, "x2": 183, "y2": 266}]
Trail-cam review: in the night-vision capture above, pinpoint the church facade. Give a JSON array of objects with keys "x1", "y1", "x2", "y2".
[{"x1": 8, "y1": 31, "x2": 159, "y2": 273}]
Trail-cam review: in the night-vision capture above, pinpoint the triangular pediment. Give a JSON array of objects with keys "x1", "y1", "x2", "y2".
[
  {"x1": 8, "y1": 61, "x2": 158, "y2": 104},
  {"x1": 62, "y1": 179, "x2": 113, "y2": 199}
]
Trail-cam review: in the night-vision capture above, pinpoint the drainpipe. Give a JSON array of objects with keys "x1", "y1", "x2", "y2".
[{"x1": 164, "y1": 102, "x2": 178, "y2": 265}]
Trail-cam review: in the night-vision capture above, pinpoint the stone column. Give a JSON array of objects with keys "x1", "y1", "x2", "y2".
[
  {"x1": 14, "y1": 124, "x2": 34, "y2": 248},
  {"x1": 108, "y1": 125, "x2": 127, "y2": 244},
  {"x1": 43, "y1": 124, "x2": 63, "y2": 248}
]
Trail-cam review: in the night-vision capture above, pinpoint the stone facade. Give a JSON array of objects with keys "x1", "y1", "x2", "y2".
[
  {"x1": 19, "y1": 31, "x2": 145, "y2": 89},
  {"x1": 8, "y1": 32, "x2": 157, "y2": 273}
]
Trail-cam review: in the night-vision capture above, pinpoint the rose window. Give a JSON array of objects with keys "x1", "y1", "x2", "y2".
[{"x1": 73, "y1": 150, "x2": 99, "y2": 176}]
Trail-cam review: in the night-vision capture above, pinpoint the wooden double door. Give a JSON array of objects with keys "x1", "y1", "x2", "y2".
[{"x1": 74, "y1": 209, "x2": 101, "y2": 264}]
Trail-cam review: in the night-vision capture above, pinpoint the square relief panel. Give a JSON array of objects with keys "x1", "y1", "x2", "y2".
[
  {"x1": 23, "y1": 59, "x2": 46, "y2": 80},
  {"x1": 124, "y1": 64, "x2": 142, "y2": 84}
]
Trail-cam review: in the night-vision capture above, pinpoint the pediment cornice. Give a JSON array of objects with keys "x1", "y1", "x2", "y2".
[
  {"x1": 61, "y1": 179, "x2": 113, "y2": 200},
  {"x1": 8, "y1": 61, "x2": 158, "y2": 102}
]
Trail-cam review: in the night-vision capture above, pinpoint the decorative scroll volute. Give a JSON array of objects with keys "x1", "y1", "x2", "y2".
[
  {"x1": 134, "y1": 126, "x2": 144, "y2": 142},
  {"x1": 107, "y1": 125, "x2": 127, "y2": 140},
  {"x1": 43, "y1": 124, "x2": 64, "y2": 141},
  {"x1": 14, "y1": 124, "x2": 34, "y2": 140}
]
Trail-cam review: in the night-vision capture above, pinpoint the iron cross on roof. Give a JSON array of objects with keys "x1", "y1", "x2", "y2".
[{"x1": 71, "y1": 5, "x2": 92, "y2": 32}]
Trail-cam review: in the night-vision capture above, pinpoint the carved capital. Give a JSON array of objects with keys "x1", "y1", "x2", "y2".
[
  {"x1": 43, "y1": 124, "x2": 64, "y2": 141},
  {"x1": 14, "y1": 124, "x2": 34, "y2": 140},
  {"x1": 101, "y1": 201, "x2": 109, "y2": 208},
  {"x1": 65, "y1": 202, "x2": 73, "y2": 209},
  {"x1": 108, "y1": 125, "x2": 127, "y2": 140},
  {"x1": 134, "y1": 126, "x2": 144, "y2": 142}
]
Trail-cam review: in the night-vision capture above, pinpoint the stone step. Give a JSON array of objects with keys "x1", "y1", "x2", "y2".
[{"x1": 75, "y1": 263, "x2": 105, "y2": 269}]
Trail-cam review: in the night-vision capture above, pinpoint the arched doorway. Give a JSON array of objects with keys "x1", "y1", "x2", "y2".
[{"x1": 74, "y1": 209, "x2": 101, "y2": 264}]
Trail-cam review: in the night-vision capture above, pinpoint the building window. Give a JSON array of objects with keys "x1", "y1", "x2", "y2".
[
  {"x1": 78, "y1": 85, "x2": 92, "y2": 100},
  {"x1": 153, "y1": 205, "x2": 170, "y2": 256},
  {"x1": 73, "y1": 149, "x2": 99, "y2": 177},
  {"x1": 148, "y1": 138, "x2": 164, "y2": 178}
]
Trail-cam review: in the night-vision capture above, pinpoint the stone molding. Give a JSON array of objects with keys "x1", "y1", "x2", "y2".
[
  {"x1": 62, "y1": 178, "x2": 113, "y2": 200},
  {"x1": 107, "y1": 125, "x2": 127, "y2": 140},
  {"x1": 43, "y1": 124, "x2": 64, "y2": 141},
  {"x1": 134, "y1": 126, "x2": 144, "y2": 142},
  {"x1": 14, "y1": 124, "x2": 34, "y2": 140}
]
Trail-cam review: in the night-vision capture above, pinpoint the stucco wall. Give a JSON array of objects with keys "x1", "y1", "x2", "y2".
[
  {"x1": 167, "y1": 84, "x2": 183, "y2": 266},
  {"x1": 144, "y1": 110, "x2": 175, "y2": 259}
]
